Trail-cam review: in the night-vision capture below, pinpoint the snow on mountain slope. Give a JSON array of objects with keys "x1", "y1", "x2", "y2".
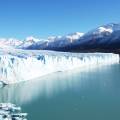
[
  {"x1": 48, "y1": 32, "x2": 84, "y2": 47},
  {"x1": 0, "y1": 38, "x2": 22, "y2": 48},
  {"x1": 71, "y1": 23, "x2": 120, "y2": 51},
  {"x1": 1, "y1": 23, "x2": 120, "y2": 52},
  {"x1": 19, "y1": 23, "x2": 120, "y2": 52},
  {"x1": 0, "y1": 48, "x2": 119, "y2": 84},
  {"x1": 18, "y1": 36, "x2": 42, "y2": 48},
  {"x1": 44, "y1": 23, "x2": 120, "y2": 52},
  {"x1": 19, "y1": 32, "x2": 84, "y2": 49},
  {"x1": 98, "y1": 27, "x2": 113, "y2": 33},
  {"x1": 85, "y1": 23, "x2": 120, "y2": 36}
]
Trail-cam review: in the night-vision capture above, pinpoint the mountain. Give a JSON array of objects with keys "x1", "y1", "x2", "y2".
[
  {"x1": 18, "y1": 36, "x2": 43, "y2": 49},
  {"x1": 53, "y1": 23, "x2": 120, "y2": 53},
  {"x1": 0, "y1": 23, "x2": 120, "y2": 54},
  {"x1": 21, "y1": 32, "x2": 84, "y2": 50},
  {"x1": 19, "y1": 23, "x2": 120, "y2": 54},
  {"x1": 0, "y1": 38, "x2": 22, "y2": 48},
  {"x1": 69, "y1": 23, "x2": 120, "y2": 53}
]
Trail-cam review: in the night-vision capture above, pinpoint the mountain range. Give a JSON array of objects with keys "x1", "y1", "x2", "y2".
[{"x1": 0, "y1": 23, "x2": 120, "y2": 54}]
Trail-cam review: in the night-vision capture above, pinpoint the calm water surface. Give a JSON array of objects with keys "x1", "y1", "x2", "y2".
[{"x1": 0, "y1": 64, "x2": 120, "y2": 120}]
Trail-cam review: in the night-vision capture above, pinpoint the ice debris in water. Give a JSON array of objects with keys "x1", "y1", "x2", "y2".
[{"x1": 0, "y1": 103, "x2": 27, "y2": 120}]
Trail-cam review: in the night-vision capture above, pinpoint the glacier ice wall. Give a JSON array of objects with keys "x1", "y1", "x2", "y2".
[{"x1": 0, "y1": 49, "x2": 119, "y2": 84}]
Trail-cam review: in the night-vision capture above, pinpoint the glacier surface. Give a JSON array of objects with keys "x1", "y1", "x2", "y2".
[{"x1": 0, "y1": 48, "x2": 119, "y2": 84}]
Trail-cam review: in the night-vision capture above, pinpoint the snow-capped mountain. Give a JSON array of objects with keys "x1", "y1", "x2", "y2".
[
  {"x1": 46, "y1": 32, "x2": 84, "y2": 48},
  {"x1": 21, "y1": 32, "x2": 84, "y2": 50},
  {"x1": 0, "y1": 38, "x2": 22, "y2": 48},
  {"x1": 18, "y1": 36, "x2": 42, "y2": 48},
  {"x1": 71, "y1": 23, "x2": 120, "y2": 53},
  {"x1": 82, "y1": 23, "x2": 120, "y2": 39},
  {"x1": 0, "y1": 23, "x2": 120, "y2": 53},
  {"x1": 20, "y1": 23, "x2": 120, "y2": 53},
  {"x1": 19, "y1": 23, "x2": 120, "y2": 53},
  {"x1": 48, "y1": 32, "x2": 84, "y2": 42}
]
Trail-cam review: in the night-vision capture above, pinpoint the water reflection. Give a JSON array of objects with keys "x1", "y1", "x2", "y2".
[
  {"x1": 0, "y1": 70, "x2": 82, "y2": 105},
  {"x1": 0, "y1": 64, "x2": 119, "y2": 105}
]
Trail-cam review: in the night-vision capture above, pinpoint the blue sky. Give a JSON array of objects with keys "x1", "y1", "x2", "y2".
[{"x1": 0, "y1": 0, "x2": 120, "y2": 39}]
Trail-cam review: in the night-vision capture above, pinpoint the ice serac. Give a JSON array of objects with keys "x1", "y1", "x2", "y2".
[{"x1": 0, "y1": 49, "x2": 119, "y2": 84}]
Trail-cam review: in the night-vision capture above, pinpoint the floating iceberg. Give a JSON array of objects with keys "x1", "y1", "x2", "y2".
[{"x1": 0, "y1": 48, "x2": 119, "y2": 84}]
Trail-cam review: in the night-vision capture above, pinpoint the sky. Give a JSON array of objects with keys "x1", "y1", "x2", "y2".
[{"x1": 0, "y1": 0, "x2": 120, "y2": 39}]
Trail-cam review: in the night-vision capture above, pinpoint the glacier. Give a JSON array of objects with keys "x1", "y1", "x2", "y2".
[{"x1": 0, "y1": 48, "x2": 119, "y2": 84}]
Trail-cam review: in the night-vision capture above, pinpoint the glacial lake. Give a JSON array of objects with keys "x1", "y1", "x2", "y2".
[{"x1": 0, "y1": 63, "x2": 120, "y2": 120}]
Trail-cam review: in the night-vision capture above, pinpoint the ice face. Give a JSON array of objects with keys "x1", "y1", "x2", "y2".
[{"x1": 0, "y1": 49, "x2": 119, "y2": 84}]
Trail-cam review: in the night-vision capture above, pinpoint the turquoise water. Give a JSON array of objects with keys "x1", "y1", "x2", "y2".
[{"x1": 0, "y1": 64, "x2": 120, "y2": 120}]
